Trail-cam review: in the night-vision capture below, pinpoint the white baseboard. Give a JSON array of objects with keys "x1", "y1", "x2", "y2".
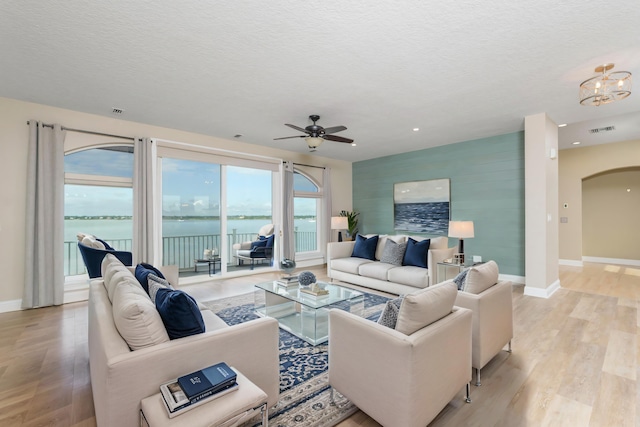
[
  {"x1": 64, "y1": 288, "x2": 89, "y2": 304},
  {"x1": 559, "y1": 259, "x2": 583, "y2": 267},
  {"x1": 499, "y1": 274, "x2": 525, "y2": 285},
  {"x1": 524, "y1": 279, "x2": 560, "y2": 299},
  {"x1": 0, "y1": 298, "x2": 23, "y2": 313},
  {"x1": 582, "y1": 256, "x2": 640, "y2": 267}
]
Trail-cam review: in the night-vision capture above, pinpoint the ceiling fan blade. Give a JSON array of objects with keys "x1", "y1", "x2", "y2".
[
  {"x1": 285, "y1": 123, "x2": 307, "y2": 133},
  {"x1": 324, "y1": 134, "x2": 354, "y2": 144},
  {"x1": 322, "y1": 125, "x2": 347, "y2": 134},
  {"x1": 273, "y1": 135, "x2": 305, "y2": 140}
]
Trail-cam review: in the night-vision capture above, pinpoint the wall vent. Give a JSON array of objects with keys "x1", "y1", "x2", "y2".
[
  {"x1": 111, "y1": 107, "x2": 124, "y2": 115},
  {"x1": 589, "y1": 125, "x2": 615, "y2": 134}
]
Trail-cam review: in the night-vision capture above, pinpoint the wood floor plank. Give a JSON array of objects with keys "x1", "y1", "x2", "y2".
[{"x1": 602, "y1": 330, "x2": 637, "y2": 381}]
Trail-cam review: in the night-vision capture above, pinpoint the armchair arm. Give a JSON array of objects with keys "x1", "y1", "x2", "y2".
[
  {"x1": 327, "y1": 241, "x2": 356, "y2": 260},
  {"x1": 329, "y1": 307, "x2": 472, "y2": 427},
  {"x1": 455, "y1": 281, "x2": 513, "y2": 369}
]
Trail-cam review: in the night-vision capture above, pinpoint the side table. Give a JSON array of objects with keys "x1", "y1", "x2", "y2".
[
  {"x1": 437, "y1": 261, "x2": 485, "y2": 283},
  {"x1": 140, "y1": 370, "x2": 268, "y2": 427},
  {"x1": 194, "y1": 257, "x2": 221, "y2": 276}
]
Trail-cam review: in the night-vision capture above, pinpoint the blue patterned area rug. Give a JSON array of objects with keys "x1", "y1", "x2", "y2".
[{"x1": 202, "y1": 290, "x2": 390, "y2": 427}]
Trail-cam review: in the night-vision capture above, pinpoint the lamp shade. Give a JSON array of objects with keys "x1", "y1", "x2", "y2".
[
  {"x1": 448, "y1": 221, "x2": 474, "y2": 238},
  {"x1": 331, "y1": 216, "x2": 348, "y2": 230}
]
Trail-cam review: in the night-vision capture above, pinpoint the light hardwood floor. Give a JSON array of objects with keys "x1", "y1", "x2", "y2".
[{"x1": 0, "y1": 263, "x2": 638, "y2": 426}]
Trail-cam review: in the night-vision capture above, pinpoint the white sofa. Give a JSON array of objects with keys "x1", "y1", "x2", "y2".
[
  {"x1": 88, "y1": 255, "x2": 280, "y2": 427},
  {"x1": 327, "y1": 234, "x2": 455, "y2": 295}
]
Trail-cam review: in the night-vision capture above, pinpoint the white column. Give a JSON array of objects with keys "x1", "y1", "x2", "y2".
[{"x1": 524, "y1": 113, "x2": 560, "y2": 298}]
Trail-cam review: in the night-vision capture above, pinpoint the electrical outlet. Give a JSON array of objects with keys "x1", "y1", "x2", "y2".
[{"x1": 473, "y1": 255, "x2": 482, "y2": 263}]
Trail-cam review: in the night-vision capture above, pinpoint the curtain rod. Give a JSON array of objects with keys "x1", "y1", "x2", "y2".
[
  {"x1": 26, "y1": 121, "x2": 135, "y2": 141},
  {"x1": 293, "y1": 162, "x2": 326, "y2": 170}
]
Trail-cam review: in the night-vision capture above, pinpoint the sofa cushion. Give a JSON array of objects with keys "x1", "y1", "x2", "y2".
[
  {"x1": 403, "y1": 237, "x2": 430, "y2": 268},
  {"x1": 352, "y1": 234, "x2": 379, "y2": 260},
  {"x1": 379, "y1": 240, "x2": 407, "y2": 266},
  {"x1": 155, "y1": 288, "x2": 205, "y2": 340},
  {"x1": 463, "y1": 261, "x2": 499, "y2": 294},
  {"x1": 106, "y1": 270, "x2": 140, "y2": 302},
  {"x1": 135, "y1": 263, "x2": 166, "y2": 293},
  {"x1": 387, "y1": 266, "x2": 430, "y2": 288},
  {"x1": 395, "y1": 281, "x2": 457, "y2": 335},
  {"x1": 377, "y1": 296, "x2": 404, "y2": 329},
  {"x1": 359, "y1": 261, "x2": 396, "y2": 281},
  {"x1": 112, "y1": 280, "x2": 169, "y2": 350},
  {"x1": 331, "y1": 257, "x2": 375, "y2": 275}
]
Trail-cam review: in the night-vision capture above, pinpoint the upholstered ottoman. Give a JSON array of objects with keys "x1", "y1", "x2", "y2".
[{"x1": 140, "y1": 370, "x2": 268, "y2": 427}]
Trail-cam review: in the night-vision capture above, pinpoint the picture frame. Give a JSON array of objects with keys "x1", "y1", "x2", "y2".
[{"x1": 393, "y1": 178, "x2": 450, "y2": 234}]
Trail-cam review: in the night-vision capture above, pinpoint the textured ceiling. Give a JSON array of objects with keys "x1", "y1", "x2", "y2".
[{"x1": 1, "y1": 0, "x2": 639, "y2": 161}]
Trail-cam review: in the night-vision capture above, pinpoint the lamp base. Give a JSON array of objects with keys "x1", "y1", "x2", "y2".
[
  {"x1": 454, "y1": 253, "x2": 465, "y2": 264},
  {"x1": 338, "y1": 231, "x2": 343, "y2": 242}
]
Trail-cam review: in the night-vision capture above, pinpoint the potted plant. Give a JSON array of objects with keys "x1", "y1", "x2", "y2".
[{"x1": 339, "y1": 210, "x2": 360, "y2": 240}]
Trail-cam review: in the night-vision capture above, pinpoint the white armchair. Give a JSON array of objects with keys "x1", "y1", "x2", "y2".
[
  {"x1": 329, "y1": 282, "x2": 473, "y2": 427},
  {"x1": 453, "y1": 261, "x2": 513, "y2": 386}
]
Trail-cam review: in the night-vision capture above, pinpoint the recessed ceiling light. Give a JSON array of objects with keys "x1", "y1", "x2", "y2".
[
  {"x1": 351, "y1": 143, "x2": 357, "y2": 147},
  {"x1": 558, "y1": 123, "x2": 567, "y2": 127},
  {"x1": 572, "y1": 141, "x2": 581, "y2": 145},
  {"x1": 627, "y1": 188, "x2": 632, "y2": 192},
  {"x1": 413, "y1": 128, "x2": 420, "y2": 132}
]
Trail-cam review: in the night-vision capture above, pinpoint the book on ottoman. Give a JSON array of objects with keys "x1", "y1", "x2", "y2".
[{"x1": 177, "y1": 362, "x2": 237, "y2": 403}]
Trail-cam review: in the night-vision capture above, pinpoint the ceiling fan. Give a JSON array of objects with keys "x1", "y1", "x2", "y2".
[{"x1": 274, "y1": 115, "x2": 353, "y2": 151}]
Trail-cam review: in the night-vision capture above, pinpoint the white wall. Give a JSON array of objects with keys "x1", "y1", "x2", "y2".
[{"x1": 0, "y1": 97, "x2": 352, "y2": 306}]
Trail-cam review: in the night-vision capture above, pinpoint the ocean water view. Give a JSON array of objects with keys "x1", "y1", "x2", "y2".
[
  {"x1": 394, "y1": 202, "x2": 449, "y2": 234},
  {"x1": 65, "y1": 218, "x2": 318, "y2": 275}
]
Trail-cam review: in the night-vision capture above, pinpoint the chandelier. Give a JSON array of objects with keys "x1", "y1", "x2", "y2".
[{"x1": 579, "y1": 63, "x2": 632, "y2": 106}]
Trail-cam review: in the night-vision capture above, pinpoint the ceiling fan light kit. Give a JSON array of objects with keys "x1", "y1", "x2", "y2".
[
  {"x1": 274, "y1": 114, "x2": 354, "y2": 151},
  {"x1": 579, "y1": 63, "x2": 632, "y2": 106}
]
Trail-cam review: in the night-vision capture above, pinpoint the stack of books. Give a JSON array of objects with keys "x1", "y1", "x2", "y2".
[
  {"x1": 275, "y1": 275, "x2": 299, "y2": 288},
  {"x1": 300, "y1": 285, "x2": 329, "y2": 296},
  {"x1": 160, "y1": 362, "x2": 238, "y2": 417}
]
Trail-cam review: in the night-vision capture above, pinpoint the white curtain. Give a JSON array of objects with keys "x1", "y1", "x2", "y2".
[
  {"x1": 133, "y1": 137, "x2": 156, "y2": 264},
  {"x1": 323, "y1": 167, "x2": 332, "y2": 255},
  {"x1": 282, "y1": 161, "x2": 295, "y2": 260},
  {"x1": 22, "y1": 122, "x2": 66, "y2": 308}
]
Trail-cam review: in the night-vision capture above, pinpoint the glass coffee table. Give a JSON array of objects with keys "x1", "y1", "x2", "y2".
[{"x1": 254, "y1": 281, "x2": 364, "y2": 345}]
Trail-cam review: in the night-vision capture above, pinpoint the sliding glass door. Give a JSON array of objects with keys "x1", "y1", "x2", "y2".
[{"x1": 157, "y1": 144, "x2": 278, "y2": 279}]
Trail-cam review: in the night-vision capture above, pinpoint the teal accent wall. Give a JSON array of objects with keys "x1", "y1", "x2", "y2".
[{"x1": 353, "y1": 131, "x2": 525, "y2": 276}]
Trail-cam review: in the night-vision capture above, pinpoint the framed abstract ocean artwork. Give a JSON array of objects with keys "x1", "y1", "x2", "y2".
[{"x1": 393, "y1": 178, "x2": 450, "y2": 234}]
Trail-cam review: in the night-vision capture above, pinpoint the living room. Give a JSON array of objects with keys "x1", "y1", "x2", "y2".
[{"x1": 1, "y1": 1, "x2": 640, "y2": 426}]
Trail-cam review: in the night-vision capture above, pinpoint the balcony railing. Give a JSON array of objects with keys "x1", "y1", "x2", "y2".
[{"x1": 65, "y1": 230, "x2": 317, "y2": 276}]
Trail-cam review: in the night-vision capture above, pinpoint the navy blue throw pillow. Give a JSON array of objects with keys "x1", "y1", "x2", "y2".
[
  {"x1": 135, "y1": 263, "x2": 166, "y2": 294},
  {"x1": 265, "y1": 234, "x2": 275, "y2": 248},
  {"x1": 352, "y1": 234, "x2": 379, "y2": 260},
  {"x1": 251, "y1": 239, "x2": 267, "y2": 249},
  {"x1": 154, "y1": 288, "x2": 205, "y2": 339},
  {"x1": 402, "y1": 238, "x2": 430, "y2": 268}
]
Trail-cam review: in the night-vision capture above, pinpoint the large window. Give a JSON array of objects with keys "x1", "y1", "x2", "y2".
[
  {"x1": 64, "y1": 146, "x2": 134, "y2": 278},
  {"x1": 293, "y1": 171, "x2": 321, "y2": 253},
  {"x1": 157, "y1": 145, "x2": 277, "y2": 278}
]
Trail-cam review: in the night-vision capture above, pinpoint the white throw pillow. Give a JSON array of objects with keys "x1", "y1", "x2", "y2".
[
  {"x1": 81, "y1": 235, "x2": 105, "y2": 249},
  {"x1": 112, "y1": 281, "x2": 169, "y2": 350},
  {"x1": 395, "y1": 281, "x2": 457, "y2": 335},
  {"x1": 463, "y1": 261, "x2": 499, "y2": 294}
]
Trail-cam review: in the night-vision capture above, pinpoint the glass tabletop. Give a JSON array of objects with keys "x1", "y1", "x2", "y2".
[{"x1": 255, "y1": 281, "x2": 363, "y2": 309}]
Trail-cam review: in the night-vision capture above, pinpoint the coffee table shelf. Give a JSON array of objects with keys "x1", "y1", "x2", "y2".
[{"x1": 254, "y1": 281, "x2": 364, "y2": 345}]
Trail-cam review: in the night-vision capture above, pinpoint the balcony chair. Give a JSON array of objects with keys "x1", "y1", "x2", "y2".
[
  {"x1": 77, "y1": 234, "x2": 132, "y2": 278},
  {"x1": 232, "y1": 224, "x2": 274, "y2": 267},
  {"x1": 329, "y1": 282, "x2": 473, "y2": 427},
  {"x1": 235, "y1": 234, "x2": 275, "y2": 270}
]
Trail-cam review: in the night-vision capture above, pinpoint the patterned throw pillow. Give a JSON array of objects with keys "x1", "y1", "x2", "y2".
[
  {"x1": 148, "y1": 274, "x2": 173, "y2": 302},
  {"x1": 453, "y1": 268, "x2": 469, "y2": 290},
  {"x1": 377, "y1": 296, "x2": 404, "y2": 329},
  {"x1": 380, "y1": 240, "x2": 407, "y2": 266}
]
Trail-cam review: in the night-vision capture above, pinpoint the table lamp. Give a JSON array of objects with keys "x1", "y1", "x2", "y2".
[
  {"x1": 331, "y1": 216, "x2": 349, "y2": 242},
  {"x1": 448, "y1": 221, "x2": 474, "y2": 263}
]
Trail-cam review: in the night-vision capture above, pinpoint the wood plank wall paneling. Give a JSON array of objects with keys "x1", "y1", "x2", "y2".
[{"x1": 353, "y1": 131, "x2": 525, "y2": 276}]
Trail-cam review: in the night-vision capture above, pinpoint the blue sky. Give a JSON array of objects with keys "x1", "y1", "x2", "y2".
[{"x1": 64, "y1": 148, "x2": 315, "y2": 216}]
